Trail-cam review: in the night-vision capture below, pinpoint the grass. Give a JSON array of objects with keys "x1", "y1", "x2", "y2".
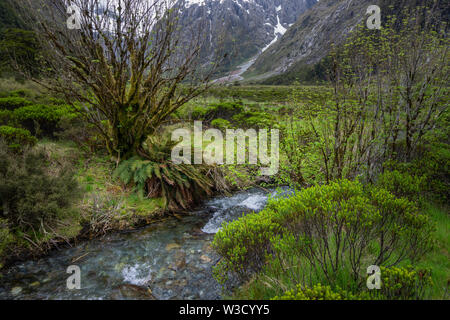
[
  {"x1": 187, "y1": 84, "x2": 332, "y2": 105},
  {"x1": 415, "y1": 203, "x2": 450, "y2": 299},
  {"x1": 37, "y1": 140, "x2": 164, "y2": 230}
]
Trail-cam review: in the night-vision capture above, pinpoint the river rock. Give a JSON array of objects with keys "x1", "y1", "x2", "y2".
[
  {"x1": 10, "y1": 287, "x2": 22, "y2": 295},
  {"x1": 200, "y1": 255, "x2": 212, "y2": 263},
  {"x1": 182, "y1": 232, "x2": 193, "y2": 240},
  {"x1": 116, "y1": 284, "x2": 156, "y2": 300},
  {"x1": 202, "y1": 243, "x2": 213, "y2": 253},
  {"x1": 165, "y1": 243, "x2": 181, "y2": 251},
  {"x1": 155, "y1": 267, "x2": 166, "y2": 280},
  {"x1": 169, "y1": 250, "x2": 186, "y2": 271},
  {"x1": 191, "y1": 227, "x2": 206, "y2": 236},
  {"x1": 175, "y1": 279, "x2": 188, "y2": 287}
]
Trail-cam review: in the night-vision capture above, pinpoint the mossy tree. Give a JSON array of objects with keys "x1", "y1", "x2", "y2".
[{"x1": 16, "y1": 0, "x2": 224, "y2": 160}]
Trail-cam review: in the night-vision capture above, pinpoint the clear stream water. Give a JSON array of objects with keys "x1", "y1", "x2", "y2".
[{"x1": 0, "y1": 188, "x2": 288, "y2": 300}]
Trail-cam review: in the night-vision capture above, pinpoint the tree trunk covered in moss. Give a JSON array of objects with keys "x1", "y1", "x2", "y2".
[{"x1": 17, "y1": 0, "x2": 223, "y2": 159}]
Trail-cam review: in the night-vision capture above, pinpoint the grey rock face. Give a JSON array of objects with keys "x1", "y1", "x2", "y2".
[
  {"x1": 177, "y1": 0, "x2": 317, "y2": 71},
  {"x1": 245, "y1": 0, "x2": 374, "y2": 79}
]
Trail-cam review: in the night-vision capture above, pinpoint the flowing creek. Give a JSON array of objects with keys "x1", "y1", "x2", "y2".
[{"x1": 0, "y1": 188, "x2": 289, "y2": 300}]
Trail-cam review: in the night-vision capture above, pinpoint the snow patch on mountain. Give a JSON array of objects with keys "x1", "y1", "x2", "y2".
[{"x1": 262, "y1": 13, "x2": 286, "y2": 52}]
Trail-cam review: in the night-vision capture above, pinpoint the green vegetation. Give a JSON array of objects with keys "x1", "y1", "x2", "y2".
[
  {"x1": 0, "y1": 1, "x2": 447, "y2": 302},
  {"x1": 274, "y1": 266, "x2": 432, "y2": 300},
  {"x1": 213, "y1": 179, "x2": 435, "y2": 295},
  {"x1": 0, "y1": 140, "x2": 81, "y2": 263},
  {"x1": 0, "y1": 141, "x2": 80, "y2": 233},
  {"x1": 210, "y1": 8, "x2": 449, "y2": 300},
  {"x1": 0, "y1": 97, "x2": 32, "y2": 110},
  {"x1": 114, "y1": 136, "x2": 214, "y2": 211},
  {"x1": 0, "y1": 125, "x2": 37, "y2": 151}
]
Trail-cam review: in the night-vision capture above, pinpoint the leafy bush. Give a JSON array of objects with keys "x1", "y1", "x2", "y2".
[
  {"x1": 0, "y1": 97, "x2": 32, "y2": 110},
  {"x1": 371, "y1": 266, "x2": 432, "y2": 300},
  {"x1": 213, "y1": 209, "x2": 281, "y2": 283},
  {"x1": 376, "y1": 170, "x2": 425, "y2": 202},
  {"x1": 192, "y1": 102, "x2": 244, "y2": 123},
  {"x1": 232, "y1": 110, "x2": 274, "y2": 129},
  {"x1": 0, "y1": 109, "x2": 11, "y2": 125},
  {"x1": 273, "y1": 284, "x2": 353, "y2": 300},
  {"x1": 277, "y1": 119, "x2": 322, "y2": 188},
  {"x1": 0, "y1": 141, "x2": 81, "y2": 235},
  {"x1": 0, "y1": 125, "x2": 37, "y2": 152},
  {"x1": 12, "y1": 104, "x2": 75, "y2": 136},
  {"x1": 213, "y1": 180, "x2": 435, "y2": 288},
  {"x1": 273, "y1": 266, "x2": 432, "y2": 300},
  {"x1": 0, "y1": 218, "x2": 13, "y2": 268},
  {"x1": 383, "y1": 141, "x2": 450, "y2": 203},
  {"x1": 211, "y1": 118, "x2": 232, "y2": 131},
  {"x1": 416, "y1": 143, "x2": 450, "y2": 202}
]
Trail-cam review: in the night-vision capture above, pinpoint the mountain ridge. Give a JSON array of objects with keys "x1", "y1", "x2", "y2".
[
  {"x1": 244, "y1": 0, "x2": 374, "y2": 81},
  {"x1": 176, "y1": 0, "x2": 317, "y2": 73}
]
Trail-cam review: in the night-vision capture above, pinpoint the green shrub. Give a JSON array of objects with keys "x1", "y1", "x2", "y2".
[
  {"x1": 213, "y1": 180, "x2": 435, "y2": 288},
  {"x1": 211, "y1": 118, "x2": 232, "y2": 131},
  {"x1": 190, "y1": 105, "x2": 209, "y2": 120},
  {"x1": 371, "y1": 266, "x2": 432, "y2": 300},
  {"x1": 273, "y1": 266, "x2": 432, "y2": 300},
  {"x1": 0, "y1": 218, "x2": 13, "y2": 269},
  {"x1": 12, "y1": 104, "x2": 75, "y2": 136},
  {"x1": 5, "y1": 89, "x2": 29, "y2": 98},
  {"x1": 0, "y1": 97, "x2": 32, "y2": 110},
  {"x1": 383, "y1": 142, "x2": 450, "y2": 203},
  {"x1": 212, "y1": 209, "x2": 281, "y2": 283},
  {"x1": 273, "y1": 284, "x2": 354, "y2": 300},
  {"x1": 0, "y1": 141, "x2": 81, "y2": 235},
  {"x1": 192, "y1": 102, "x2": 244, "y2": 122},
  {"x1": 376, "y1": 170, "x2": 425, "y2": 202},
  {"x1": 411, "y1": 143, "x2": 449, "y2": 202},
  {"x1": 0, "y1": 109, "x2": 12, "y2": 125},
  {"x1": 232, "y1": 110, "x2": 274, "y2": 129},
  {"x1": 277, "y1": 119, "x2": 321, "y2": 188},
  {"x1": 0, "y1": 125, "x2": 37, "y2": 152}
]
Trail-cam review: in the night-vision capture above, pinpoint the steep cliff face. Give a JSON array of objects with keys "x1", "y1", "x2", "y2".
[
  {"x1": 177, "y1": 0, "x2": 317, "y2": 72},
  {"x1": 245, "y1": 0, "x2": 449, "y2": 82},
  {"x1": 244, "y1": 0, "x2": 374, "y2": 80}
]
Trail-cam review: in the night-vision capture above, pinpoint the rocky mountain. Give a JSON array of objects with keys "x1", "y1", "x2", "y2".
[
  {"x1": 244, "y1": 0, "x2": 449, "y2": 83},
  {"x1": 244, "y1": 0, "x2": 374, "y2": 81},
  {"x1": 177, "y1": 0, "x2": 318, "y2": 74}
]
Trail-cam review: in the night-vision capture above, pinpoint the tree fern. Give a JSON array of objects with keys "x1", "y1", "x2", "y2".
[{"x1": 114, "y1": 136, "x2": 215, "y2": 211}]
